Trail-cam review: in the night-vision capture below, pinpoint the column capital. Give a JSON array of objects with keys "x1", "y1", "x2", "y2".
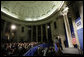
[{"x1": 60, "y1": 7, "x2": 69, "y2": 16}]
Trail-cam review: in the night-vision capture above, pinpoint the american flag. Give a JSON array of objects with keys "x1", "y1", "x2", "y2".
[
  {"x1": 71, "y1": 32, "x2": 77, "y2": 45},
  {"x1": 72, "y1": 38, "x2": 76, "y2": 45}
]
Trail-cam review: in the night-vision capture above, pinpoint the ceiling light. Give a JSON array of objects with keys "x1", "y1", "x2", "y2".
[
  {"x1": 25, "y1": 18, "x2": 33, "y2": 21},
  {"x1": 11, "y1": 24, "x2": 16, "y2": 30},
  {"x1": 47, "y1": 26, "x2": 50, "y2": 29}
]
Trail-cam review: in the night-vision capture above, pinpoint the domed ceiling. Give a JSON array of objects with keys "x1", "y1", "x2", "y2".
[{"x1": 1, "y1": 1, "x2": 64, "y2": 21}]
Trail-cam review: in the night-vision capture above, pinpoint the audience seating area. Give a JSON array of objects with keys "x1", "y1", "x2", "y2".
[
  {"x1": 23, "y1": 43, "x2": 58, "y2": 56},
  {"x1": 1, "y1": 42, "x2": 83, "y2": 56},
  {"x1": 1, "y1": 42, "x2": 39, "y2": 56}
]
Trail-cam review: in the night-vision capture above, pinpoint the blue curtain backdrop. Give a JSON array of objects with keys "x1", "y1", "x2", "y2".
[{"x1": 75, "y1": 17, "x2": 83, "y2": 50}]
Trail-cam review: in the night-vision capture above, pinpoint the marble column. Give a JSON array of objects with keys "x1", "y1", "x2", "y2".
[
  {"x1": 31, "y1": 26, "x2": 33, "y2": 42},
  {"x1": 50, "y1": 22, "x2": 54, "y2": 43},
  {"x1": 50, "y1": 22, "x2": 56, "y2": 50},
  {"x1": 61, "y1": 38, "x2": 65, "y2": 48},
  {"x1": 3, "y1": 22, "x2": 7, "y2": 36},
  {"x1": 36, "y1": 26, "x2": 38, "y2": 42},
  {"x1": 41, "y1": 25, "x2": 43, "y2": 42},
  {"x1": 16, "y1": 25, "x2": 21, "y2": 42},
  {"x1": 62, "y1": 10, "x2": 73, "y2": 47},
  {"x1": 45, "y1": 24, "x2": 48, "y2": 42},
  {"x1": 24, "y1": 26, "x2": 28, "y2": 42}
]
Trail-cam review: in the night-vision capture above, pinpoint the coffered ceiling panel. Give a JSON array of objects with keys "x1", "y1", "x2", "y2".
[{"x1": 1, "y1": 1, "x2": 64, "y2": 21}]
